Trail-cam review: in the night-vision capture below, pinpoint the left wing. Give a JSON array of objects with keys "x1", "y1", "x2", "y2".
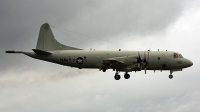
[{"x1": 100, "y1": 56, "x2": 137, "y2": 70}]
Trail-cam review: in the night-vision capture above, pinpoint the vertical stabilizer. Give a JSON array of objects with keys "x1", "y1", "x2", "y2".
[{"x1": 36, "y1": 23, "x2": 81, "y2": 51}]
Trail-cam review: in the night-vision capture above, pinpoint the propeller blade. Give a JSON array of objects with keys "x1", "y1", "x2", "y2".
[
  {"x1": 137, "y1": 52, "x2": 149, "y2": 71},
  {"x1": 143, "y1": 52, "x2": 148, "y2": 74},
  {"x1": 137, "y1": 52, "x2": 143, "y2": 63}
]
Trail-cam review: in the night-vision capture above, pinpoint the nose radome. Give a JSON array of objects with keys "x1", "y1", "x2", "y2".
[
  {"x1": 189, "y1": 60, "x2": 193, "y2": 66},
  {"x1": 190, "y1": 61, "x2": 193, "y2": 66}
]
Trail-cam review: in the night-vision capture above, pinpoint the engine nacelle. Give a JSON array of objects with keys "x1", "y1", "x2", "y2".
[{"x1": 116, "y1": 56, "x2": 137, "y2": 66}]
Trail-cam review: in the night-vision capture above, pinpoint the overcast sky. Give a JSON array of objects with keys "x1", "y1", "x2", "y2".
[{"x1": 0, "y1": 0, "x2": 200, "y2": 112}]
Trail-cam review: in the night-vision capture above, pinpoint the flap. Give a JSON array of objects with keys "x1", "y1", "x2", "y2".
[{"x1": 32, "y1": 49, "x2": 52, "y2": 55}]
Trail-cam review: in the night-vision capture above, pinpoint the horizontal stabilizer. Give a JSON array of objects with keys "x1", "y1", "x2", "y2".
[
  {"x1": 32, "y1": 49, "x2": 52, "y2": 55},
  {"x1": 5, "y1": 51, "x2": 23, "y2": 53}
]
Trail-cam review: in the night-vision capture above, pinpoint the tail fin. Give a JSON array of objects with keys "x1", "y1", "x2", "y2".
[{"x1": 36, "y1": 23, "x2": 82, "y2": 51}]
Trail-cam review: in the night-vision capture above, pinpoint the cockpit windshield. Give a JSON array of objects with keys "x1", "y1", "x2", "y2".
[
  {"x1": 174, "y1": 53, "x2": 183, "y2": 58},
  {"x1": 178, "y1": 54, "x2": 183, "y2": 58}
]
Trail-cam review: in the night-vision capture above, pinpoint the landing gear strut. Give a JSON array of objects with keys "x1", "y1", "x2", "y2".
[
  {"x1": 114, "y1": 71, "x2": 120, "y2": 80},
  {"x1": 124, "y1": 72, "x2": 130, "y2": 79},
  {"x1": 169, "y1": 70, "x2": 173, "y2": 79}
]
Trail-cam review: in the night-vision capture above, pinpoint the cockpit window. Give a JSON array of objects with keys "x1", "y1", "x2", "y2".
[
  {"x1": 179, "y1": 54, "x2": 183, "y2": 58},
  {"x1": 174, "y1": 53, "x2": 178, "y2": 58},
  {"x1": 174, "y1": 53, "x2": 183, "y2": 58}
]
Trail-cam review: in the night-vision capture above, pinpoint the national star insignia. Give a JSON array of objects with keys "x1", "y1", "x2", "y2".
[{"x1": 77, "y1": 59, "x2": 83, "y2": 63}]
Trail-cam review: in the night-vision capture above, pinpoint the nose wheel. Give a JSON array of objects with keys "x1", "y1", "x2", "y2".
[{"x1": 169, "y1": 75, "x2": 173, "y2": 79}]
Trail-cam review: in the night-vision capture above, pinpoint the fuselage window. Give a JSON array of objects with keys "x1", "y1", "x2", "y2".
[{"x1": 84, "y1": 56, "x2": 87, "y2": 62}]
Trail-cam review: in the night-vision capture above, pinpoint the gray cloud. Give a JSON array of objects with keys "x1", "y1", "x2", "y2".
[
  {"x1": 0, "y1": 70, "x2": 200, "y2": 112},
  {"x1": 65, "y1": 0, "x2": 184, "y2": 37},
  {"x1": 0, "y1": 0, "x2": 192, "y2": 49}
]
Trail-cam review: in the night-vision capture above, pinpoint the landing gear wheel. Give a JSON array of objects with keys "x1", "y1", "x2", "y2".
[
  {"x1": 124, "y1": 74, "x2": 130, "y2": 79},
  {"x1": 169, "y1": 75, "x2": 173, "y2": 79},
  {"x1": 103, "y1": 68, "x2": 106, "y2": 72},
  {"x1": 114, "y1": 75, "x2": 121, "y2": 80}
]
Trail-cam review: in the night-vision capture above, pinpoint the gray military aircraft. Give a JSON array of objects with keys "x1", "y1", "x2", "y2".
[{"x1": 6, "y1": 23, "x2": 193, "y2": 80}]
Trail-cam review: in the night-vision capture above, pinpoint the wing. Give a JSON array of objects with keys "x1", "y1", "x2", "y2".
[
  {"x1": 99, "y1": 56, "x2": 137, "y2": 70},
  {"x1": 103, "y1": 58, "x2": 124, "y2": 64},
  {"x1": 99, "y1": 58, "x2": 123, "y2": 70}
]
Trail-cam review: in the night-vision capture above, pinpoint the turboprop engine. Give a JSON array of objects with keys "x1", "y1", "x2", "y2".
[{"x1": 115, "y1": 56, "x2": 138, "y2": 66}]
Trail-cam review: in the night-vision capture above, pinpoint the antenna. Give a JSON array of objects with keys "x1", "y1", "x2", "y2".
[{"x1": 50, "y1": 25, "x2": 143, "y2": 50}]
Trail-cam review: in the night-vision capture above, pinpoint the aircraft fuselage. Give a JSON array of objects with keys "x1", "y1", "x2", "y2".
[
  {"x1": 24, "y1": 50, "x2": 192, "y2": 72},
  {"x1": 6, "y1": 23, "x2": 193, "y2": 80}
]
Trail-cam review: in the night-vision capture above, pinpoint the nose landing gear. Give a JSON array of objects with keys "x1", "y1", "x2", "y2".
[
  {"x1": 169, "y1": 75, "x2": 173, "y2": 79},
  {"x1": 169, "y1": 70, "x2": 173, "y2": 79}
]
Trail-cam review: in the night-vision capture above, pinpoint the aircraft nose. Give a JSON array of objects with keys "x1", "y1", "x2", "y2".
[
  {"x1": 186, "y1": 59, "x2": 193, "y2": 67},
  {"x1": 188, "y1": 60, "x2": 193, "y2": 67}
]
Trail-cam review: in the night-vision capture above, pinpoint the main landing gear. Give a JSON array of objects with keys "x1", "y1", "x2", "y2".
[
  {"x1": 169, "y1": 70, "x2": 173, "y2": 79},
  {"x1": 102, "y1": 68, "x2": 106, "y2": 72},
  {"x1": 124, "y1": 72, "x2": 130, "y2": 79},
  {"x1": 114, "y1": 72, "x2": 121, "y2": 80},
  {"x1": 114, "y1": 72, "x2": 130, "y2": 80}
]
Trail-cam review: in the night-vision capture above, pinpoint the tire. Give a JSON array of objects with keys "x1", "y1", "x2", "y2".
[
  {"x1": 169, "y1": 75, "x2": 173, "y2": 79},
  {"x1": 124, "y1": 74, "x2": 130, "y2": 79},
  {"x1": 114, "y1": 75, "x2": 121, "y2": 80}
]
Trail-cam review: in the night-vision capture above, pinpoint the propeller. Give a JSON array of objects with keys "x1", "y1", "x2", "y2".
[
  {"x1": 137, "y1": 52, "x2": 142, "y2": 63},
  {"x1": 143, "y1": 52, "x2": 148, "y2": 74},
  {"x1": 137, "y1": 52, "x2": 143, "y2": 70},
  {"x1": 136, "y1": 52, "x2": 149, "y2": 74}
]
